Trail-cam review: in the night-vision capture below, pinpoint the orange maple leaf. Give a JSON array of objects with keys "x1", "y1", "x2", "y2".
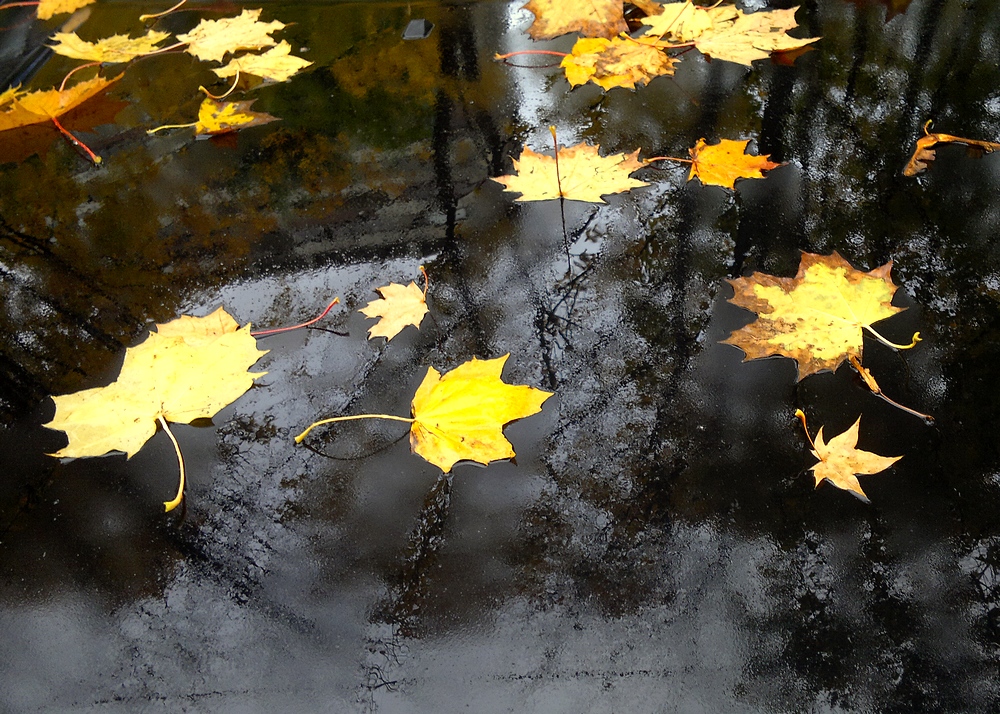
[
  {"x1": 903, "y1": 120, "x2": 1000, "y2": 176},
  {"x1": 688, "y1": 137, "x2": 782, "y2": 189},
  {"x1": 0, "y1": 74, "x2": 120, "y2": 133}
]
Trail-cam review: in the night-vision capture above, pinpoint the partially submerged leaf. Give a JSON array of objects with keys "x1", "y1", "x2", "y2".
[
  {"x1": 688, "y1": 137, "x2": 782, "y2": 189},
  {"x1": 409, "y1": 355, "x2": 553, "y2": 472},
  {"x1": 807, "y1": 416, "x2": 901, "y2": 500},
  {"x1": 360, "y1": 280, "x2": 429, "y2": 341},
  {"x1": 50, "y1": 29, "x2": 172, "y2": 63},
  {"x1": 521, "y1": 0, "x2": 628, "y2": 40},
  {"x1": 642, "y1": 2, "x2": 819, "y2": 66},
  {"x1": 36, "y1": 0, "x2": 94, "y2": 21},
  {"x1": 562, "y1": 36, "x2": 677, "y2": 90},
  {"x1": 493, "y1": 142, "x2": 649, "y2": 203},
  {"x1": 211, "y1": 41, "x2": 313, "y2": 83},
  {"x1": 0, "y1": 74, "x2": 120, "y2": 132},
  {"x1": 195, "y1": 98, "x2": 278, "y2": 135},
  {"x1": 903, "y1": 121, "x2": 1000, "y2": 176},
  {"x1": 723, "y1": 251, "x2": 913, "y2": 379},
  {"x1": 178, "y1": 8, "x2": 286, "y2": 63}
]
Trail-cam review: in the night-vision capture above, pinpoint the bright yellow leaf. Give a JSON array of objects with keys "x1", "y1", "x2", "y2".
[
  {"x1": 360, "y1": 280, "x2": 428, "y2": 341},
  {"x1": 49, "y1": 29, "x2": 171, "y2": 63},
  {"x1": 492, "y1": 142, "x2": 649, "y2": 203},
  {"x1": 43, "y1": 307, "x2": 268, "y2": 510},
  {"x1": 0, "y1": 85, "x2": 23, "y2": 108},
  {"x1": 561, "y1": 36, "x2": 677, "y2": 91},
  {"x1": 723, "y1": 252, "x2": 918, "y2": 380},
  {"x1": 687, "y1": 137, "x2": 782, "y2": 189},
  {"x1": 642, "y1": 2, "x2": 819, "y2": 66},
  {"x1": 521, "y1": 0, "x2": 627, "y2": 40},
  {"x1": 36, "y1": 0, "x2": 94, "y2": 21},
  {"x1": 194, "y1": 98, "x2": 278, "y2": 135},
  {"x1": 0, "y1": 74, "x2": 120, "y2": 133},
  {"x1": 178, "y1": 8, "x2": 286, "y2": 63},
  {"x1": 295, "y1": 355, "x2": 553, "y2": 473},
  {"x1": 808, "y1": 416, "x2": 901, "y2": 500},
  {"x1": 211, "y1": 41, "x2": 313, "y2": 83}
]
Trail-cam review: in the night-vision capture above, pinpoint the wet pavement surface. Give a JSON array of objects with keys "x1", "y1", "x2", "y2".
[{"x1": 2, "y1": 0, "x2": 1000, "y2": 711}]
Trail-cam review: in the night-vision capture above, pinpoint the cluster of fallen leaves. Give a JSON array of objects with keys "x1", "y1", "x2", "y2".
[{"x1": 0, "y1": 2, "x2": 312, "y2": 160}]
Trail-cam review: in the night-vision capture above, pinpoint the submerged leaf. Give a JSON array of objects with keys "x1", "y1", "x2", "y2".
[
  {"x1": 493, "y1": 142, "x2": 649, "y2": 203},
  {"x1": 807, "y1": 417, "x2": 901, "y2": 500},
  {"x1": 50, "y1": 29, "x2": 172, "y2": 63},
  {"x1": 723, "y1": 252, "x2": 912, "y2": 379},
  {"x1": 687, "y1": 137, "x2": 782, "y2": 189}
]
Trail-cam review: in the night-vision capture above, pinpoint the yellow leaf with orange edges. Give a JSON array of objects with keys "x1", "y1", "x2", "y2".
[
  {"x1": 722, "y1": 252, "x2": 913, "y2": 380},
  {"x1": 521, "y1": 0, "x2": 627, "y2": 40},
  {"x1": 0, "y1": 74, "x2": 120, "y2": 133},
  {"x1": 687, "y1": 137, "x2": 781, "y2": 189},
  {"x1": 178, "y1": 8, "x2": 286, "y2": 63},
  {"x1": 194, "y1": 98, "x2": 278, "y2": 135},
  {"x1": 211, "y1": 41, "x2": 313, "y2": 83},
  {"x1": 50, "y1": 29, "x2": 171, "y2": 63},
  {"x1": 807, "y1": 417, "x2": 901, "y2": 500},
  {"x1": 561, "y1": 36, "x2": 677, "y2": 91},
  {"x1": 360, "y1": 281, "x2": 428, "y2": 341},
  {"x1": 36, "y1": 0, "x2": 94, "y2": 20},
  {"x1": 493, "y1": 142, "x2": 649, "y2": 203}
]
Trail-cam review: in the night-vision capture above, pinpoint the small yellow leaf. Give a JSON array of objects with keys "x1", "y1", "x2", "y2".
[
  {"x1": 194, "y1": 98, "x2": 278, "y2": 135},
  {"x1": 36, "y1": 0, "x2": 94, "y2": 20},
  {"x1": 178, "y1": 8, "x2": 286, "y2": 63},
  {"x1": 0, "y1": 85, "x2": 24, "y2": 108},
  {"x1": 50, "y1": 29, "x2": 171, "y2": 63},
  {"x1": 723, "y1": 252, "x2": 908, "y2": 380},
  {"x1": 641, "y1": 1, "x2": 713, "y2": 41},
  {"x1": 211, "y1": 41, "x2": 312, "y2": 83},
  {"x1": 43, "y1": 307, "x2": 268, "y2": 460},
  {"x1": 561, "y1": 36, "x2": 677, "y2": 91},
  {"x1": 809, "y1": 417, "x2": 901, "y2": 499},
  {"x1": 0, "y1": 74, "x2": 121, "y2": 133},
  {"x1": 359, "y1": 281, "x2": 428, "y2": 341},
  {"x1": 409, "y1": 355, "x2": 553, "y2": 472},
  {"x1": 493, "y1": 142, "x2": 649, "y2": 203},
  {"x1": 687, "y1": 137, "x2": 782, "y2": 189},
  {"x1": 521, "y1": 0, "x2": 627, "y2": 40}
]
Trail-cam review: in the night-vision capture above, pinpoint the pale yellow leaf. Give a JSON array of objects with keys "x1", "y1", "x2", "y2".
[
  {"x1": 809, "y1": 417, "x2": 901, "y2": 499},
  {"x1": 359, "y1": 281, "x2": 428, "y2": 341},
  {"x1": 211, "y1": 41, "x2": 312, "y2": 83},
  {"x1": 178, "y1": 8, "x2": 286, "y2": 63},
  {"x1": 50, "y1": 29, "x2": 171, "y2": 63},
  {"x1": 36, "y1": 0, "x2": 94, "y2": 21}
]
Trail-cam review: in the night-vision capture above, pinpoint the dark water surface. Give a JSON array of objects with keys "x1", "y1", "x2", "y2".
[{"x1": 2, "y1": 0, "x2": 1000, "y2": 711}]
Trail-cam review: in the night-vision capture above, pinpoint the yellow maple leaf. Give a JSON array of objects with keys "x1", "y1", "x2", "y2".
[
  {"x1": 43, "y1": 307, "x2": 268, "y2": 511},
  {"x1": 804, "y1": 415, "x2": 901, "y2": 500},
  {"x1": 521, "y1": 0, "x2": 627, "y2": 40},
  {"x1": 360, "y1": 279, "x2": 429, "y2": 341},
  {"x1": 687, "y1": 137, "x2": 782, "y2": 189},
  {"x1": 211, "y1": 41, "x2": 313, "y2": 83},
  {"x1": 194, "y1": 98, "x2": 278, "y2": 135},
  {"x1": 562, "y1": 36, "x2": 677, "y2": 91},
  {"x1": 723, "y1": 252, "x2": 920, "y2": 380},
  {"x1": 642, "y1": 2, "x2": 819, "y2": 66},
  {"x1": 49, "y1": 29, "x2": 171, "y2": 63},
  {"x1": 0, "y1": 74, "x2": 120, "y2": 133},
  {"x1": 178, "y1": 8, "x2": 286, "y2": 63},
  {"x1": 36, "y1": 0, "x2": 94, "y2": 21},
  {"x1": 295, "y1": 354, "x2": 553, "y2": 473},
  {"x1": 493, "y1": 142, "x2": 649, "y2": 203},
  {"x1": 0, "y1": 85, "x2": 24, "y2": 108}
]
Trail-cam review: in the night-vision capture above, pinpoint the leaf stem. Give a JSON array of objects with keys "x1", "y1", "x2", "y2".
[
  {"x1": 139, "y1": 0, "x2": 187, "y2": 21},
  {"x1": 147, "y1": 121, "x2": 197, "y2": 135},
  {"x1": 0, "y1": 1, "x2": 40, "y2": 10},
  {"x1": 59, "y1": 62, "x2": 100, "y2": 91},
  {"x1": 550, "y1": 125, "x2": 563, "y2": 198},
  {"x1": 494, "y1": 49, "x2": 568, "y2": 60},
  {"x1": 794, "y1": 409, "x2": 818, "y2": 453},
  {"x1": 158, "y1": 415, "x2": 186, "y2": 512},
  {"x1": 863, "y1": 325, "x2": 921, "y2": 350},
  {"x1": 419, "y1": 265, "x2": 429, "y2": 298},
  {"x1": 251, "y1": 297, "x2": 340, "y2": 337},
  {"x1": 199, "y1": 69, "x2": 240, "y2": 100},
  {"x1": 645, "y1": 155, "x2": 693, "y2": 164},
  {"x1": 295, "y1": 413, "x2": 414, "y2": 444},
  {"x1": 50, "y1": 115, "x2": 101, "y2": 164}
]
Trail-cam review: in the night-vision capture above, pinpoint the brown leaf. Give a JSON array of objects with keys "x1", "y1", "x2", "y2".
[
  {"x1": 521, "y1": 0, "x2": 627, "y2": 40},
  {"x1": 902, "y1": 121, "x2": 1000, "y2": 176}
]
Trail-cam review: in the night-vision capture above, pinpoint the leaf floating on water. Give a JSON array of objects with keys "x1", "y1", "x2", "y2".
[
  {"x1": 178, "y1": 8, "x2": 286, "y2": 63},
  {"x1": 0, "y1": 74, "x2": 121, "y2": 132},
  {"x1": 493, "y1": 142, "x2": 649, "y2": 203},
  {"x1": 36, "y1": 0, "x2": 94, "y2": 20},
  {"x1": 194, "y1": 98, "x2": 278, "y2": 135},
  {"x1": 211, "y1": 41, "x2": 313, "y2": 83},
  {"x1": 43, "y1": 307, "x2": 268, "y2": 511},
  {"x1": 50, "y1": 29, "x2": 172, "y2": 63},
  {"x1": 799, "y1": 412, "x2": 901, "y2": 500},
  {"x1": 723, "y1": 251, "x2": 919, "y2": 380},
  {"x1": 521, "y1": 0, "x2": 629, "y2": 40},
  {"x1": 687, "y1": 137, "x2": 782, "y2": 189},
  {"x1": 561, "y1": 36, "x2": 677, "y2": 91},
  {"x1": 360, "y1": 276, "x2": 429, "y2": 341},
  {"x1": 296, "y1": 354, "x2": 553, "y2": 473},
  {"x1": 903, "y1": 120, "x2": 1000, "y2": 176}
]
